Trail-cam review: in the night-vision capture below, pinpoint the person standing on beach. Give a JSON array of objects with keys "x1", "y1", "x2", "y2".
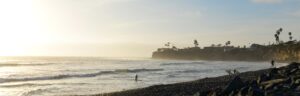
[
  {"x1": 271, "y1": 60, "x2": 275, "y2": 67},
  {"x1": 135, "y1": 74, "x2": 138, "y2": 82}
]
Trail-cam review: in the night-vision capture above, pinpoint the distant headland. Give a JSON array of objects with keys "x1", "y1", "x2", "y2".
[{"x1": 152, "y1": 28, "x2": 300, "y2": 61}]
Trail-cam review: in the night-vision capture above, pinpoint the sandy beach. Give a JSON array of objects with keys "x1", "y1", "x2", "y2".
[{"x1": 86, "y1": 62, "x2": 300, "y2": 96}]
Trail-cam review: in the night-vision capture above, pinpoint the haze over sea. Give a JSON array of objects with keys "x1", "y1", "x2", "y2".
[{"x1": 0, "y1": 56, "x2": 286, "y2": 96}]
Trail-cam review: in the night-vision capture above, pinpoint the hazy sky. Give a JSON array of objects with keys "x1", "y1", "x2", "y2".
[{"x1": 0, "y1": 0, "x2": 299, "y2": 57}]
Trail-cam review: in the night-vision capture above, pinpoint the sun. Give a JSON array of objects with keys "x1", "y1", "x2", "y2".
[{"x1": 0, "y1": 0, "x2": 46, "y2": 56}]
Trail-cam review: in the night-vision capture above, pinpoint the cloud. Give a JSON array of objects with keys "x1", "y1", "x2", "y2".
[{"x1": 251, "y1": 0, "x2": 283, "y2": 4}]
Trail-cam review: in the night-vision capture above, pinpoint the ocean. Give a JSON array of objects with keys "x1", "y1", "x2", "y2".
[{"x1": 0, "y1": 57, "x2": 286, "y2": 96}]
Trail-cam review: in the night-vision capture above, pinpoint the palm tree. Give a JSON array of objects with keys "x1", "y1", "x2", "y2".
[
  {"x1": 289, "y1": 32, "x2": 293, "y2": 41},
  {"x1": 225, "y1": 41, "x2": 231, "y2": 46},
  {"x1": 194, "y1": 39, "x2": 199, "y2": 47},
  {"x1": 275, "y1": 28, "x2": 283, "y2": 43},
  {"x1": 275, "y1": 34, "x2": 279, "y2": 43},
  {"x1": 277, "y1": 28, "x2": 282, "y2": 35},
  {"x1": 224, "y1": 41, "x2": 231, "y2": 52},
  {"x1": 165, "y1": 42, "x2": 171, "y2": 48}
]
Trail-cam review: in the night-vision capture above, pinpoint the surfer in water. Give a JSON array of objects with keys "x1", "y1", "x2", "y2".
[{"x1": 135, "y1": 74, "x2": 138, "y2": 82}]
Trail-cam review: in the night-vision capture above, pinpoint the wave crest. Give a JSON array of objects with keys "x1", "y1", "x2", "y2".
[
  {"x1": 160, "y1": 62, "x2": 205, "y2": 66},
  {"x1": 0, "y1": 63, "x2": 55, "y2": 67},
  {"x1": 0, "y1": 68, "x2": 163, "y2": 83}
]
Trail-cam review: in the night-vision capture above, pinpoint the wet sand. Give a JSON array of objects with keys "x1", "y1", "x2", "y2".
[
  {"x1": 85, "y1": 67, "x2": 271, "y2": 96},
  {"x1": 79, "y1": 62, "x2": 300, "y2": 96}
]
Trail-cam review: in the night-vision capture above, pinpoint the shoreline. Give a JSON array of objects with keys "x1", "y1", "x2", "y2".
[{"x1": 86, "y1": 66, "x2": 274, "y2": 96}]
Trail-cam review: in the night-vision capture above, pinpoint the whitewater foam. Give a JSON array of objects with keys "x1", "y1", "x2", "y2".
[
  {"x1": 0, "y1": 68, "x2": 164, "y2": 83},
  {"x1": 160, "y1": 62, "x2": 205, "y2": 66}
]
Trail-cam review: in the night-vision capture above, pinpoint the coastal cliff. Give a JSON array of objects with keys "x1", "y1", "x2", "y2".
[{"x1": 152, "y1": 41, "x2": 300, "y2": 61}]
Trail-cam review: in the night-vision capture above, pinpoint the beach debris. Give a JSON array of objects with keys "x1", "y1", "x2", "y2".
[
  {"x1": 233, "y1": 69, "x2": 239, "y2": 74},
  {"x1": 101, "y1": 62, "x2": 300, "y2": 96},
  {"x1": 221, "y1": 76, "x2": 245, "y2": 95},
  {"x1": 192, "y1": 92, "x2": 200, "y2": 96},
  {"x1": 257, "y1": 73, "x2": 271, "y2": 83},
  {"x1": 204, "y1": 62, "x2": 300, "y2": 96},
  {"x1": 225, "y1": 70, "x2": 233, "y2": 75},
  {"x1": 225, "y1": 69, "x2": 240, "y2": 76}
]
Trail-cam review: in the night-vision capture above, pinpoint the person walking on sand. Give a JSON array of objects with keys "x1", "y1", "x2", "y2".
[
  {"x1": 135, "y1": 74, "x2": 138, "y2": 82},
  {"x1": 271, "y1": 60, "x2": 275, "y2": 67}
]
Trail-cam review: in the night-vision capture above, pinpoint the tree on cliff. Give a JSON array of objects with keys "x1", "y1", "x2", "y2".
[
  {"x1": 289, "y1": 32, "x2": 293, "y2": 41},
  {"x1": 277, "y1": 28, "x2": 282, "y2": 35},
  {"x1": 275, "y1": 34, "x2": 279, "y2": 43},
  {"x1": 225, "y1": 41, "x2": 231, "y2": 46},
  {"x1": 275, "y1": 28, "x2": 283, "y2": 43},
  {"x1": 172, "y1": 46, "x2": 177, "y2": 50},
  {"x1": 211, "y1": 44, "x2": 215, "y2": 47},
  {"x1": 165, "y1": 42, "x2": 171, "y2": 48},
  {"x1": 194, "y1": 40, "x2": 199, "y2": 47}
]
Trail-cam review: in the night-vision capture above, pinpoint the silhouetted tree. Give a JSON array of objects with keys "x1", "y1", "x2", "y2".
[
  {"x1": 289, "y1": 32, "x2": 293, "y2": 41},
  {"x1": 172, "y1": 46, "x2": 177, "y2": 50},
  {"x1": 165, "y1": 42, "x2": 171, "y2": 48},
  {"x1": 275, "y1": 28, "x2": 283, "y2": 43},
  {"x1": 275, "y1": 34, "x2": 279, "y2": 43},
  {"x1": 211, "y1": 44, "x2": 215, "y2": 47},
  {"x1": 194, "y1": 40, "x2": 199, "y2": 47},
  {"x1": 225, "y1": 41, "x2": 231, "y2": 46},
  {"x1": 277, "y1": 28, "x2": 282, "y2": 35}
]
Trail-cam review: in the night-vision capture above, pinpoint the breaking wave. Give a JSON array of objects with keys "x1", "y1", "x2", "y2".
[
  {"x1": 0, "y1": 68, "x2": 163, "y2": 83},
  {"x1": 160, "y1": 62, "x2": 205, "y2": 66},
  {"x1": 115, "y1": 68, "x2": 163, "y2": 73},
  {"x1": 0, "y1": 63, "x2": 55, "y2": 67},
  {"x1": 176, "y1": 69, "x2": 213, "y2": 73},
  {"x1": 0, "y1": 83, "x2": 51, "y2": 88}
]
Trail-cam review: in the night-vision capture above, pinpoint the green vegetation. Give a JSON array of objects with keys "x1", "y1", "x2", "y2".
[{"x1": 152, "y1": 28, "x2": 300, "y2": 61}]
